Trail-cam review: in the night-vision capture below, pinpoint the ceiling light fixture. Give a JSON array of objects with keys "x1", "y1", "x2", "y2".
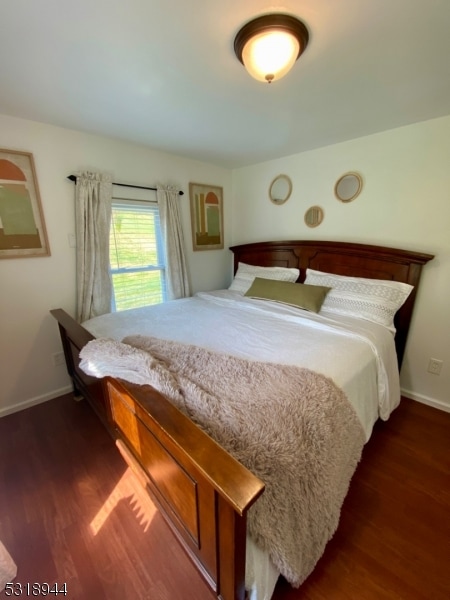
[{"x1": 234, "y1": 14, "x2": 309, "y2": 84}]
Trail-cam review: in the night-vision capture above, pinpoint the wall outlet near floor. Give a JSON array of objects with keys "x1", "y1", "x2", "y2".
[
  {"x1": 427, "y1": 358, "x2": 443, "y2": 375},
  {"x1": 52, "y1": 352, "x2": 65, "y2": 367}
]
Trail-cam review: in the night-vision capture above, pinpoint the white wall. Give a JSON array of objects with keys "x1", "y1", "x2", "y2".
[
  {"x1": 1, "y1": 113, "x2": 449, "y2": 417},
  {"x1": 232, "y1": 116, "x2": 450, "y2": 412},
  {"x1": 0, "y1": 114, "x2": 232, "y2": 416}
]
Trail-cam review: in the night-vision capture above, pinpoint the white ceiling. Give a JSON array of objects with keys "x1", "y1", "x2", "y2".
[{"x1": 1, "y1": 0, "x2": 450, "y2": 169}]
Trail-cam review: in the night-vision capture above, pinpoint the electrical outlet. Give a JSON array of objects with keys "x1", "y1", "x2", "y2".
[
  {"x1": 427, "y1": 358, "x2": 443, "y2": 375},
  {"x1": 52, "y1": 352, "x2": 65, "y2": 367}
]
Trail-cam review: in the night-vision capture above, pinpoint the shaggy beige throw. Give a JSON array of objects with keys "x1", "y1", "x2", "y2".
[{"x1": 80, "y1": 335, "x2": 365, "y2": 587}]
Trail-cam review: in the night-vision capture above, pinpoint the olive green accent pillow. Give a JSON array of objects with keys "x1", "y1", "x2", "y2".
[{"x1": 244, "y1": 277, "x2": 331, "y2": 313}]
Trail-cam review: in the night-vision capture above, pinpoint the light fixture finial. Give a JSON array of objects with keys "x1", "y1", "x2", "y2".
[{"x1": 234, "y1": 14, "x2": 309, "y2": 84}]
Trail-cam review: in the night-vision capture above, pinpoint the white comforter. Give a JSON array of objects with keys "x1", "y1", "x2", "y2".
[
  {"x1": 84, "y1": 290, "x2": 400, "y2": 437},
  {"x1": 82, "y1": 289, "x2": 401, "y2": 599}
]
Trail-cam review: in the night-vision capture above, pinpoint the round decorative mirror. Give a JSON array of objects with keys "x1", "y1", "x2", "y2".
[
  {"x1": 304, "y1": 205, "x2": 324, "y2": 228},
  {"x1": 269, "y1": 174, "x2": 292, "y2": 205},
  {"x1": 334, "y1": 172, "x2": 363, "y2": 203}
]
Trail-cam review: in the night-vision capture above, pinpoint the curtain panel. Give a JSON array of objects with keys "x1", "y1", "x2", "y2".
[
  {"x1": 157, "y1": 186, "x2": 190, "y2": 300},
  {"x1": 74, "y1": 171, "x2": 113, "y2": 322}
]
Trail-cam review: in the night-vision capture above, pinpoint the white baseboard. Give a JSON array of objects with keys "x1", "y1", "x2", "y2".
[
  {"x1": 401, "y1": 388, "x2": 450, "y2": 413},
  {"x1": 0, "y1": 385, "x2": 73, "y2": 418}
]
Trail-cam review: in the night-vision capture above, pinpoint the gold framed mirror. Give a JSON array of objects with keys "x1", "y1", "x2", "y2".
[
  {"x1": 304, "y1": 205, "x2": 324, "y2": 228},
  {"x1": 269, "y1": 174, "x2": 292, "y2": 205},
  {"x1": 334, "y1": 172, "x2": 363, "y2": 203}
]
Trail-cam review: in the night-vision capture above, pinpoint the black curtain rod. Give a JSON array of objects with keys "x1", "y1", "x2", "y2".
[{"x1": 67, "y1": 174, "x2": 184, "y2": 195}]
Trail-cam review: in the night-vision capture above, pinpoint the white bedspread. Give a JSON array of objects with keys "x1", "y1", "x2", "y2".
[
  {"x1": 83, "y1": 290, "x2": 400, "y2": 438},
  {"x1": 82, "y1": 289, "x2": 401, "y2": 600}
]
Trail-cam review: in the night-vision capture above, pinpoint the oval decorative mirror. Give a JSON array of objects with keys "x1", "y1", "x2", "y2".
[
  {"x1": 334, "y1": 172, "x2": 363, "y2": 203},
  {"x1": 269, "y1": 174, "x2": 292, "y2": 205},
  {"x1": 304, "y1": 205, "x2": 324, "y2": 228}
]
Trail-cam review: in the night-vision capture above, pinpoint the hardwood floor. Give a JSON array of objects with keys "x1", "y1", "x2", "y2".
[
  {"x1": 0, "y1": 394, "x2": 449, "y2": 599},
  {"x1": 0, "y1": 394, "x2": 215, "y2": 600}
]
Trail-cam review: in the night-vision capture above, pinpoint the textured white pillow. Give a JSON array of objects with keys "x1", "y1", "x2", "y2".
[
  {"x1": 229, "y1": 262, "x2": 300, "y2": 294},
  {"x1": 304, "y1": 268, "x2": 413, "y2": 331}
]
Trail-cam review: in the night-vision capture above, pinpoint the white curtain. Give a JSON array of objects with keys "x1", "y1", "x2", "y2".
[
  {"x1": 74, "y1": 171, "x2": 113, "y2": 322},
  {"x1": 157, "y1": 186, "x2": 190, "y2": 299}
]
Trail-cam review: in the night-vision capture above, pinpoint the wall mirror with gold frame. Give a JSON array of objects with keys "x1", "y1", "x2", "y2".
[
  {"x1": 334, "y1": 172, "x2": 363, "y2": 203},
  {"x1": 304, "y1": 205, "x2": 324, "y2": 228},
  {"x1": 269, "y1": 174, "x2": 292, "y2": 205}
]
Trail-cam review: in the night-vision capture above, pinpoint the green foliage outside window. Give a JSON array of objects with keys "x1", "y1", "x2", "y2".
[{"x1": 110, "y1": 202, "x2": 166, "y2": 311}]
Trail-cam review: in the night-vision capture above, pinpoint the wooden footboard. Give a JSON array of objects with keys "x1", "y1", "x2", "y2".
[{"x1": 50, "y1": 309, "x2": 265, "y2": 600}]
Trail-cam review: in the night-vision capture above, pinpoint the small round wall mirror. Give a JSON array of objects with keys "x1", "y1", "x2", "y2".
[
  {"x1": 334, "y1": 172, "x2": 363, "y2": 203},
  {"x1": 269, "y1": 174, "x2": 292, "y2": 205},
  {"x1": 304, "y1": 205, "x2": 324, "y2": 228}
]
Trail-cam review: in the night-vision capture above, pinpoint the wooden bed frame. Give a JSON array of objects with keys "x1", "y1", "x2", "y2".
[{"x1": 50, "y1": 240, "x2": 433, "y2": 600}]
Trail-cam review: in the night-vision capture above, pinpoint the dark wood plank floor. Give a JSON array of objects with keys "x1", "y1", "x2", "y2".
[{"x1": 0, "y1": 394, "x2": 449, "y2": 600}]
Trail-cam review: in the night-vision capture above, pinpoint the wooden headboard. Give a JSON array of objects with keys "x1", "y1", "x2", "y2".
[{"x1": 229, "y1": 240, "x2": 434, "y2": 368}]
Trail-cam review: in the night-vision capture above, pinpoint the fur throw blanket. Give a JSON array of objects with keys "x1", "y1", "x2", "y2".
[{"x1": 80, "y1": 335, "x2": 365, "y2": 587}]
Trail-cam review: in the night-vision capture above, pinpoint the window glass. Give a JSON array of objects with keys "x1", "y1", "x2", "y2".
[{"x1": 110, "y1": 199, "x2": 166, "y2": 311}]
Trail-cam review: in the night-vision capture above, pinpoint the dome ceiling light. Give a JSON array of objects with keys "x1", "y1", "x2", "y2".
[{"x1": 234, "y1": 14, "x2": 309, "y2": 84}]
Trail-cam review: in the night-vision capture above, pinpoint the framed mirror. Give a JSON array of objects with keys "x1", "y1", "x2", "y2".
[
  {"x1": 269, "y1": 174, "x2": 292, "y2": 205},
  {"x1": 334, "y1": 172, "x2": 363, "y2": 203},
  {"x1": 304, "y1": 205, "x2": 324, "y2": 228}
]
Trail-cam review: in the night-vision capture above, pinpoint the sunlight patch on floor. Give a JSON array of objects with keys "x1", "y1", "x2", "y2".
[{"x1": 90, "y1": 467, "x2": 157, "y2": 535}]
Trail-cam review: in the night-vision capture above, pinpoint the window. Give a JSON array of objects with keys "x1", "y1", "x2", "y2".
[{"x1": 109, "y1": 199, "x2": 166, "y2": 311}]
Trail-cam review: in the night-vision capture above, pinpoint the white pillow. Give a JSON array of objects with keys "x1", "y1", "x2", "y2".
[
  {"x1": 229, "y1": 262, "x2": 300, "y2": 294},
  {"x1": 304, "y1": 268, "x2": 413, "y2": 332}
]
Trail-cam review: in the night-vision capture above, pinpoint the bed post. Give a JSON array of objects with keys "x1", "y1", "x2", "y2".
[
  {"x1": 50, "y1": 308, "x2": 112, "y2": 427},
  {"x1": 216, "y1": 495, "x2": 247, "y2": 600}
]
